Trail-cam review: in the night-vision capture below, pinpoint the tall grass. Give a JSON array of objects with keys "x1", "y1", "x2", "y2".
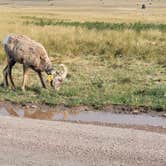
[
  {"x1": 22, "y1": 16, "x2": 166, "y2": 32},
  {"x1": 0, "y1": 9, "x2": 165, "y2": 110}
]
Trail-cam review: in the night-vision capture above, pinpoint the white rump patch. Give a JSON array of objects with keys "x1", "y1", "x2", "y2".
[{"x1": 2, "y1": 34, "x2": 10, "y2": 45}]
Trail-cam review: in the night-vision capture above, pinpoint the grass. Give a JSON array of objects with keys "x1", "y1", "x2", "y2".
[
  {"x1": 0, "y1": 6, "x2": 166, "y2": 111},
  {"x1": 23, "y1": 16, "x2": 166, "y2": 32},
  {"x1": 0, "y1": 60, "x2": 166, "y2": 110}
]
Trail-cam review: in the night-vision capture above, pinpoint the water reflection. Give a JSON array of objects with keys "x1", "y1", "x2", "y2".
[
  {"x1": 5, "y1": 106, "x2": 79, "y2": 121},
  {"x1": 0, "y1": 106, "x2": 166, "y2": 128}
]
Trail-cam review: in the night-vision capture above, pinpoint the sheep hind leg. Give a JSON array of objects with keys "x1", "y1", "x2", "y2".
[
  {"x1": 8, "y1": 61, "x2": 16, "y2": 90},
  {"x1": 37, "y1": 71, "x2": 46, "y2": 88},
  {"x1": 22, "y1": 65, "x2": 29, "y2": 91},
  {"x1": 3, "y1": 65, "x2": 9, "y2": 88}
]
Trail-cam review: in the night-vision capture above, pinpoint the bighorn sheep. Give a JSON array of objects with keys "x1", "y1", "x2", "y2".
[{"x1": 2, "y1": 34, "x2": 67, "y2": 91}]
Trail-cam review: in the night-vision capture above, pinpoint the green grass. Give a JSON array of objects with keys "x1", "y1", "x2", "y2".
[
  {"x1": 0, "y1": 11, "x2": 166, "y2": 111},
  {"x1": 22, "y1": 16, "x2": 166, "y2": 32},
  {"x1": 0, "y1": 60, "x2": 166, "y2": 110}
]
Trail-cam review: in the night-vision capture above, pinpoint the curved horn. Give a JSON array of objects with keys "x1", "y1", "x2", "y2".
[{"x1": 59, "y1": 64, "x2": 67, "y2": 80}]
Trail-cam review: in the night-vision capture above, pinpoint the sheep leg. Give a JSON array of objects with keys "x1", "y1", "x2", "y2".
[
  {"x1": 37, "y1": 71, "x2": 46, "y2": 88},
  {"x1": 3, "y1": 65, "x2": 9, "y2": 88},
  {"x1": 8, "y1": 61, "x2": 16, "y2": 90},
  {"x1": 22, "y1": 65, "x2": 29, "y2": 91}
]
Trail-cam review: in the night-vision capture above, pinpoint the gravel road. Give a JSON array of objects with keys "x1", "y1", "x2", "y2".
[{"x1": 0, "y1": 116, "x2": 166, "y2": 166}]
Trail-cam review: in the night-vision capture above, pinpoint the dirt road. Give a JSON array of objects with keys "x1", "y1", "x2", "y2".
[{"x1": 0, "y1": 116, "x2": 165, "y2": 166}]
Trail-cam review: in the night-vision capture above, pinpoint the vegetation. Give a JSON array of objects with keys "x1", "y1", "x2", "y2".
[
  {"x1": 0, "y1": 7, "x2": 166, "y2": 111},
  {"x1": 23, "y1": 16, "x2": 166, "y2": 32}
]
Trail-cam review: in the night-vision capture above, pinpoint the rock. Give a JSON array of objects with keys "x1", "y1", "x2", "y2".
[
  {"x1": 31, "y1": 105, "x2": 37, "y2": 109},
  {"x1": 162, "y1": 114, "x2": 166, "y2": 118},
  {"x1": 132, "y1": 110, "x2": 140, "y2": 115},
  {"x1": 24, "y1": 105, "x2": 30, "y2": 109}
]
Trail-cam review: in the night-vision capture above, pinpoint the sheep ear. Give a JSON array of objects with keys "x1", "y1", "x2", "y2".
[{"x1": 51, "y1": 70, "x2": 56, "y2": 76}]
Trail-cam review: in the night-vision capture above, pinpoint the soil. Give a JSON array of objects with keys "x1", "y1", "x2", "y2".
[
  {"x1": 0, "y1": 101, "x2": 165, "y2": 116},
  {"x1": 0, "y1": 116, "x2": 166, "y2": 166},
  {"x1": 0, "y1": 101, "x2": 166, "y2": 134},
  {"x1": 0, "y1": 101, "x2": 166, "y2": 165}
]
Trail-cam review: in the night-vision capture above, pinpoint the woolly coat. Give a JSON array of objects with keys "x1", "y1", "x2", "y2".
[{"x1": 3, "y1": 34, "x2": 52, "y2": 73}]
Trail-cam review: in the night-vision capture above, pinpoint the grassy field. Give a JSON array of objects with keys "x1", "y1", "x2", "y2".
[{"x1": 0, "y1": 1, "x2": 166, "y2": 111}]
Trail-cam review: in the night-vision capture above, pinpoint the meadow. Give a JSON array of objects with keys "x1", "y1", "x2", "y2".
[{"x1": 0, "y1": 2, "x2": 166, "y2": 111}]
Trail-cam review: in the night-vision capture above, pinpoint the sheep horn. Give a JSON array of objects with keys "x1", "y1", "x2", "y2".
[{"x1": 59, "y1": 64, "x2": 67, "y2": 80}]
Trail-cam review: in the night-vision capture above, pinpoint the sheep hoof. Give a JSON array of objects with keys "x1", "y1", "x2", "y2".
[
  {"x1": 21, "y1": 87, "x2": 26, "y2": 92},
  {"x1": 4, "y1": 85, "x2": 8, "y2": 89},
  {"x1": 11, "y1": 87, "x2": 16, "y2": 91}
]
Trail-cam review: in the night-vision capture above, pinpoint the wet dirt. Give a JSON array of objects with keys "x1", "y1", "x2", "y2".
[{"x1": 0, "y1": 101, "x2": 166, "y2": 134}]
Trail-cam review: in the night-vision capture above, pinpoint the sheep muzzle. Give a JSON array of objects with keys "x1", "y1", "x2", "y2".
[{"x1": 50, "y1": 64, "x2": 67, "y2": 90}]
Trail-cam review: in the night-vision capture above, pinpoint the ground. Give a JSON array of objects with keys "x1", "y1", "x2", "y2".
[
  {"x1": 0, "y1": 1, "x2": 166, "y2": 165},
  {"x1": 0, "y1": 1, "x2": 166, "y2": 111},
  {"x1": 0, "y1": 116, "x2": 166, "y2": 166}
]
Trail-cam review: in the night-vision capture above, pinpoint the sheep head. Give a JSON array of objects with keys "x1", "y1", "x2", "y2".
[{"x1": 48, "y1": 64, "x2": 67, "y2": 90}]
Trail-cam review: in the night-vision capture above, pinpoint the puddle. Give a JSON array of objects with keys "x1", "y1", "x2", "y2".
[{"x1": 0, "y1": 106, "x2": 166, "y2": 128}]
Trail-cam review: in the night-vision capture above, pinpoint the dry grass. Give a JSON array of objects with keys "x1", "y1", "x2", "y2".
[{"x1": 0, "y1": 3, "x2": 166, "y2": 110}]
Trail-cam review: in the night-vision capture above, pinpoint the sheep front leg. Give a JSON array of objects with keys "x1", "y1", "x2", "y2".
[
  {"x1": 37, "y1": 71, "x2": 46, "y2": 88},
  {"x1": 22, "y1": 65, "x2": 29, "y2": 91},
  {"x1": 3, "y1": 65, "x2": 9, "y2": 88},
  {"x1": 8, "y1": 61, "x2": 16, "y2": 90}
]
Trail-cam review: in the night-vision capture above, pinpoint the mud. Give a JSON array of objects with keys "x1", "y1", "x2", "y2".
[{"x1": 0, "y1": 102, "x2": 166, "y2": 134}]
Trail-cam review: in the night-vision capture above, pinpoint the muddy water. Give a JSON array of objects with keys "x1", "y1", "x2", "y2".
[{"x1": 0, "y1": 106, "x2": 166, "y2": 128}]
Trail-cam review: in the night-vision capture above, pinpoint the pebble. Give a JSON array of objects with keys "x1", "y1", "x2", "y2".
[
  {"x1": 31, "y1": 105, "x2": 38, "y2": 109},
  {"x1": 162, "y1": 114, "x2": 166, "y2": 118},
  {"x1": 132, "y1": 110, "x2": 140, "y2": 115}
]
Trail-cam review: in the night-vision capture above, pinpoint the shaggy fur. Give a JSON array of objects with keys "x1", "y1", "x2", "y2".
[{"x1": 2, "y1": 34, "x2": 67, "y2": 91}]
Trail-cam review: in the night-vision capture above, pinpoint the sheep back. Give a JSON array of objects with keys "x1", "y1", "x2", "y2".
[{"x1": 3, "y1": 34, "x2": 52, "y2": 72}]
